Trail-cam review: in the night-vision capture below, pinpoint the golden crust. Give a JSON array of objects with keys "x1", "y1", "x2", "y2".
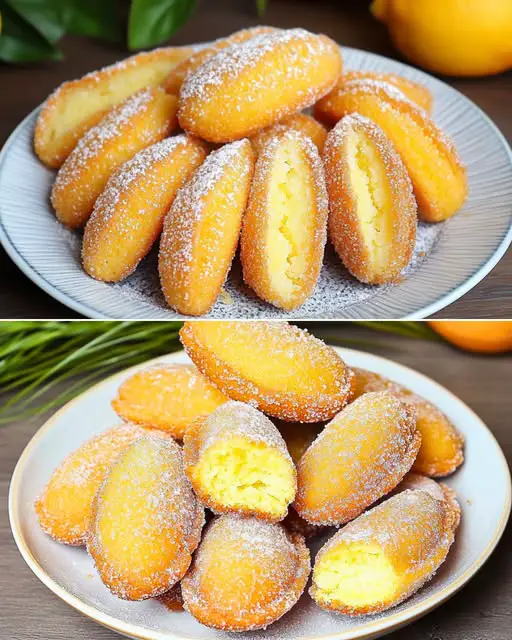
[
  {"x1": 82, "y1": 135, "x2": 207, "y2": 282},
  {"x1": 294, "y1": 391, "x2": 420, "y2": 525},
  {"x1": 337, "y1": 71, "x2": 433, "y2": 112},
  {"x1": 52, "y1": 88, "x2": 177, "y2": 229},
  {"x1": 323, "y1": 113, "x2": 417, "y2": 284},
  {"x1": 34, "y1": 423, "x2": 146, "y2": 546},
  {"x1": 314, "y1": 78, "x2": 467, "y2": 222},
  {"x1": 310, "y1": 490, "x2": 456, "y2": 615},
  {"x1": 251, "y1": 113, "x2": 328, "y2": 155},
  {"x1": 35, "y1": 47, "x2": 193, "y2": 169},
  {"x1": 179, "y1": 321, "x2": 356, "y2": 422},
  {"x1": 178, "y1": 29, "x2": 342, "y2": 142},
  {"x1": 111, "y1": 363, "x2": 228, "y2": 439},
  {"x1": 159, "y1": 139, "x2": 254, "y2": 316},
  {"x1": 181, "y1": 515, "x2": 310, "y2": 631},
  {"x1": 352, "y1": 367, "x2": 464, "y2": 477},
  {"x1": 163, "y1": 27, "x2": 278, "y2": 95},
  {"x1": 183, "y1": 401, "x2": 296, "y2": 522},
  {"x1": 241, "y1": 129, "x2": 328, "y2": 310},
  {"x1": 88, "y1": 433, "x2": 204, "y2": 600}
]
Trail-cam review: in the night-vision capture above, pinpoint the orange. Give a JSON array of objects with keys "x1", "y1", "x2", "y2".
[
  {"x1": 371, "y1": 0, "x2": 512, "y2": 77},
  {"x1": 428, "y1": 321, "x2": 512, "y2": 353}
]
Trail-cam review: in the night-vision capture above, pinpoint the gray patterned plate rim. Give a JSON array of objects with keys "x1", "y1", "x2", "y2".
[{"x1": 0, "y1": 45, "x2": 511, "y2": 319}]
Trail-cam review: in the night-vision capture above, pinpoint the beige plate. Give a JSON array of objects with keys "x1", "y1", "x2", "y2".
[{"x1": 9, "y1": 347, "x2": 511, "y2": 640}]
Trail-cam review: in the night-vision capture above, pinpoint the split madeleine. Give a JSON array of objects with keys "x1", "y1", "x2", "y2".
[
  {"x1": 294, "y1": 391, "x2": 420, "y2": 525},
  {"x1": 180, "y1": 321, "x2": 355, "y2": 422},
  {"x1": 241, "y1": 129, "x2": 329, "y2": 310},
  {"x1": 88, "y1": 433, "x2": 204, "y2": 600},
  {"x1": 184, "y1": 401, "x2": 296, "y2": 522}
]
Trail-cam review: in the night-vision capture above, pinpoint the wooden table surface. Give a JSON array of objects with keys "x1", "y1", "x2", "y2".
[
  {"x1": 0, "y1": 322, "x2": 510, "y2": 639},
  {"x1": 1, "y1": 0, "x2": 511, "y2": 319}
]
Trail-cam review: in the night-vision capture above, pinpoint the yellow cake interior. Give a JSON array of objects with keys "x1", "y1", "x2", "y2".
[
  {"x1": 193, "y1": 436, "x2": 295, "y2": 517},
  {"x1": 265, "y1": 137, "x2": 315, "y2": 303},
  {"x1": 314, "y1": 542, "x2": 398, "y2": 608}
]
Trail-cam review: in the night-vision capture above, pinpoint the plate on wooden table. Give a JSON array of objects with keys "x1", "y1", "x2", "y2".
[
  {"x1": 0, "y1": 44, "x2": 511, "y2": 319},
  {"x1": 9, "y1": 346, "x2": 511, "y2": 640}
]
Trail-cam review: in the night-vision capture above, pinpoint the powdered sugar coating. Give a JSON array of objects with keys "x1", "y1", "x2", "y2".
[
  {"x1": 179, "y1": 29, "x2": 341, "y2": 141},
  {"x1": 180, "y1": 321, "x2": 355, "y2": 422},
  {"x1": 311, "y1": 490, "x2": 456, "y2": 614},
  {"x1": 295, "y1": 391, "x2": 420, "y2": 525},
  {"x1": 88, "y1": 432, "x2": 204, "y2": 600},
  {"x1": 35, "y1": 423, "x2": 146, "y2": 545},
  {"x1": 181, "y1": 514, "x2": 311, "y2": 631}
]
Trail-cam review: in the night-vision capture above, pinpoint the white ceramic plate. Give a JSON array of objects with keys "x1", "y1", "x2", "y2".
[
  {"x1": 1, "y1": 46, "x2": 511, "y2": 319},
  {"x1": 9, "y1": 347, "x2": 511, "y2": 640}
]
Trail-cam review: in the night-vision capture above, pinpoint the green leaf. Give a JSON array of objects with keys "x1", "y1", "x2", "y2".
[
  {"x1": 0, "y1": 1, "x2": 62, "y2": 62},
  {"x1": 128, "y1": 0, "x2": 197, "y2": 50},
  {"x1": 256, "y1": 0, "x2": 268, "y2": 17},
  {"x1": 6, "y1": 0, "x2": 65, "y2": 42},
  {"x1": 58, "y1": 0, "x2": 121, "y2": 43}
]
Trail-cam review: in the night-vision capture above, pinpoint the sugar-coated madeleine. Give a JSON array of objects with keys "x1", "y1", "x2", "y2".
[
  {"x1": 251, "y1": 113, "x2": 328, "y2": 155},
  {"x1": 181, "y1": 515, "x2": 310, "y2": 631},
  {"x1": 295, "y1": 391, "x2": 420, "y2": 525},
  {"x1": 82, "y1": 135, "x2": 207, "y2": 282},
  {"x1": 180, "y1": 321, "x2": 355, "y2": 422},
  {"x1": 52, "y1": 88, "x2": 177, "y2": 229},
  {"x1": 315, "y1": 79, "x2": 467, "y2": 222},
  {"x1": 311, "y1": 490, "x2": 456, "y2": 614},
  {"x1": 158, "y1": 584, "x2": 184, "y2": 611},
  {"x1": 184, "y1": 401, "x2": 296, "y2": 521},
  {"x1": 88, "y1": 433, "x2": 204, "y2": 600},
  {"x1": 35, "y1": 423, "x2": 145, "y2": 545},
  {"x1": 392, "y1": 472, "x2": 461, "y2": 530},
  {"x1": 323, "y1": 113, "x2": 417, "y2": 284},
  {"x1": 34, "y1": 46, "x2": 193, "y2": 169},
  {"x1": 159, "y1": 139, "x2": 254, "y2": 315},
  {"x1": 179, "y1": 29, "x2": 342, "y2": 142},
  {"x1": 163, "y1": 26, "x2": 278, "y2": 95},
  {"x1": 338, "y1": 71, "x2": 433, "y2": 112},
  {"x1": 352, "y1": 367, "x2": 464, "y2": 477},
  {"x1": 241, "y1": 130, "x2": 328, "y2": 310},
  {"x1": 112, "y1": 363, "x2": 228, "y2": 439}
]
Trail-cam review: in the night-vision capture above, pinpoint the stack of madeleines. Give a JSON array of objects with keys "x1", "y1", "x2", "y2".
[
  {"x1": 34, "y1": 26, "x2": 468, "y2": 316},
  {"x1": 36, "y1": 321, "x2": 464, "y2": 631}
]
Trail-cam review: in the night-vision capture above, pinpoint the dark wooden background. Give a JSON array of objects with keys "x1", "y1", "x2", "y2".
[
  {"x1": 0, "y1": 0, "x2": 511, "y2": 318},
  {"x1": 0, "y1": 323, "x2": 510, "y2": 639}
]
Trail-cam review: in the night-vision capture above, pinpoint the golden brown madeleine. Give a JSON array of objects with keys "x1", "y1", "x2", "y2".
[
  {"x1": 392, "y1": 472, "x2": 461, "y2": 530},
  {"x1": 323, "y1": 113, "x2": 417, "y2": 284},
  {"x1": 34, "y1": 46, "x2": 193, "y2": 169},
  {"x1": 184, "y1": 401, "x2": 296, "y2": 522},
  {"x1": 180, "y1": 321, "x2": 355, "y2": 422},
  {"x1": 88, "y1": 433, "x2": 204, "y2": 600},
  {"x1": 338, "y1": 71, "x2": 433, "y2": 112},
  {"x1": 181, "y1": 515, "x2": 310, "y2": 631},
  {"x1": 112, "y1": 363, "x2": 228, "y2": 439},
  {"x1": 157, "y1": 584, "x2": 184, "y2": 611},
  {"x1": 178, "y1": 29, "x2": 342, "y2": 142},
  {"x1": 52, "y1": 88, "x2": 177, "y2": 229},
  {"x1": 163, "y1": 26, "x2": 278, "y2": 94},
  {"x1": 352, "y1": 367, "x2": 464, "y2": 477},
  {"x1": 159, "y1": 139, "x2": 254, "y2": 316},
  {"x1": 310, "y1": 490, "x2": 456, "y2": 614},
  {"x1": 315, "y1": 79, "x2": 467, "y2": 222},
  {"x1": 35, "y1": 423, "x2": 145, "y2": 545},
  {"x1": 294, "y1": 391, "x2": 420, "y2": 525},
  {"x1": 241, "y1": 129, "x2": 328, "y2": 310},
  {"x1": 251, "y1": 113, "x2": 328, "y2": 155},
  {"x1": 82, "y1": 135, "x2": 207, "y2": 282}
]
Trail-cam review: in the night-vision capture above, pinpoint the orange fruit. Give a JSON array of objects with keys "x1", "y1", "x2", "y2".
[
  {"x1": 371, "y1": 0, "x2": 512, "y2": 77},
  {"x1": 428, "y1": 321, "x2": 512, "y2": 353}
]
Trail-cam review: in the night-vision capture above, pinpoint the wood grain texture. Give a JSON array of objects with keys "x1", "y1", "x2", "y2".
[
  {"x1": 0, "y1": 0, "x2": 510, "y2": 319},
  {"x1": 0, "y1": 322, "x2": 510, "y2": 638}
]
